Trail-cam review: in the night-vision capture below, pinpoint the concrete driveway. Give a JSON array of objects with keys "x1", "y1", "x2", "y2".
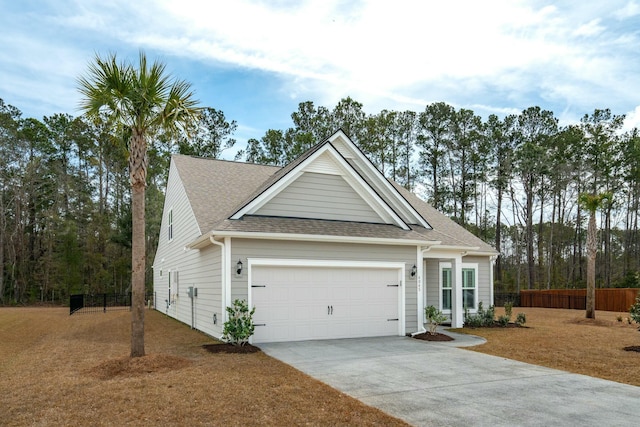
[{"x1": 260, "y1": 331, "x2": 640, "y2": 427}]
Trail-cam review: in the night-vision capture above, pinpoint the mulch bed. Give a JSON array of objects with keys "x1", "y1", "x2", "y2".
[
  {"x1": 623, "y1": 346, "x2": 640, "y2": 353},
  {"x1": 412, "y1": 332, "x2": 454, "y2": 341},
  {"x1": 202, "y1": 343, "x2": 262, "y2": 354}
]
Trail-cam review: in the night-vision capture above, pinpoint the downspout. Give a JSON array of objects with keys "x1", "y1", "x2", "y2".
[{"x1": 209, "y1": 235, "x2": 226, "y2": 336}]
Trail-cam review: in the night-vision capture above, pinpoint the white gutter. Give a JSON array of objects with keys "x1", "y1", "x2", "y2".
[
  {"x1": 188, "y1": 230, "x2": 441, "y2": 249},
  {"x1": 208, "y1": 235, "x2": 227, "y2": 327}
]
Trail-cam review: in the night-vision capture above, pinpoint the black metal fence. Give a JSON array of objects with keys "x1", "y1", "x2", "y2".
[{"x1": 69, "y1": 293, "x2": 134, "y2": 315}]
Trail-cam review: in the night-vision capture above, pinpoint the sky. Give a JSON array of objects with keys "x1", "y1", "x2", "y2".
[{"x1": 2, "y1": 0, "x2": 640, "y2": 159}]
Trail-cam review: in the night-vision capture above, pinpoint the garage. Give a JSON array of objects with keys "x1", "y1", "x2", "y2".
[{"x1": 249, "y1": 261, "x2": 403, "y2": 343}]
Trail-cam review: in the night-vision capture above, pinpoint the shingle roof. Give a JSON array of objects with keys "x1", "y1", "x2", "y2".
[
  {"x1": 212, "y1": 216, "x2": 434, "y2": 241},
  {"x1": 172, "y1": 151, "x2": 496, "y2": 253},
  {"x1": 172, "y1": 155, "x2": 279, "y2": 233}
]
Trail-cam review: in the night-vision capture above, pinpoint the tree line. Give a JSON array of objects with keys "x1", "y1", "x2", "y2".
[
  {"x1": 1, "y1": 95, "x2": 638, "y2": 304},
  {"x1": 244, "y1": 97, "x2": 640, "y2": 293},
  {"x1": 0, "y1": 98, "x2": 236, "y2": 304}
]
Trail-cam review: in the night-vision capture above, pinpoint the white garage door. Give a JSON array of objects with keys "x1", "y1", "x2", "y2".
[{"x1": 251, "y1": 265, "x2": 400, "y2": 343}]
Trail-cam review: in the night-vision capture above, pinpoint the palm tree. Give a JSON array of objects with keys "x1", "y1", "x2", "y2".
[
  {"x1": 578, "y1": 193, "x2": 610, "y2": 319},
  {"x1": 78, "y1": 52, "x2": 200, "y2": 357}
]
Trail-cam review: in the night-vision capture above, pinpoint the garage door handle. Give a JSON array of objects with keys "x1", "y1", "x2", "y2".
[
  {"x1": 387, "y1": 318, "x2": 399, "y2": 321},
  {"x1": 254, "y1": 323, "x2": 266, "y2": 326},
  {"x1": 327, "y1": 305, "x2": 334, "y2": 315}
]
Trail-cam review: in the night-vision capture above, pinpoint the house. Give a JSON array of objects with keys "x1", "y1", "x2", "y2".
[{"x1": 152, "y1": 130, "x2": 497, "y2": 343}]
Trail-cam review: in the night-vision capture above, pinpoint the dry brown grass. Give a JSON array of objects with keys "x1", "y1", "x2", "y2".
[
  {"x1": 0, "y1": 307, "x2": 408, "y2": 426},
  {"x1": 453, "y1": 307, "x2": 640, "y2": 386}
]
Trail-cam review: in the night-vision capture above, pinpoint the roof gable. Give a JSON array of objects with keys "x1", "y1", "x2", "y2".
[
  {"x1": 326, "y1": 131, "x2": 432, "y2": 229},
  {"x1": 231, "y1": 141, "x2": 411, "y2": 230}
]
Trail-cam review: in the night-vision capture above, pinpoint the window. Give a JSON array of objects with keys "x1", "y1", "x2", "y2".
[
  {"x1": 462, "y1": 267, "x2": 476, "y2": 310},
  {"x1": 441, "y1": 267, "x2": 452, "y2": 311},
  {"x1": 440, "y1": 262, "x2": 478, "y2": 312},
  {"x1": 168, "y1": 209, "x2": 173, "y2": 241}
]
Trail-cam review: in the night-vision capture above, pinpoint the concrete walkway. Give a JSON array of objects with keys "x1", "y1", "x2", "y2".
[{"x1": 260, "y1": 331, "x2": 640, "y2": 427}]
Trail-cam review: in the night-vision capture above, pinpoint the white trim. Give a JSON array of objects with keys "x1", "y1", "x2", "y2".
[
  {"x1": 462, "y1": 263, "x2": 479, "y2": 312},
  {"x1": 187, "y1": 230, "x2": 440, "y2": 249},
  {"x1": 489, "y1": 256, "x2": 496, "y2": 306},
  {"x1": 327, "y1": 130, "x2": 431, "y2": 229},
  {"x1": 439, "y1": 261, "x2": 478, "y2": 315},
  {"x1": 416, "y1": 246, "x2": 426, "y2": 333},
  {"x1": 223, "y1": 237, "x2": 232, "y2": 321},
  {"x1": 247, "y1": 258, "x2": 406, "y2": 338},
  {"x1": 231, "y1": 143, "x2": 411, "y2": 230},
  {"x1": 208, "y1": 236, "x2": 226, "y2": 329},
  {"x1": 167, "y1": 207, "x2": 174, "y2": 242},
  {"x1": 439, "y1": 262, "x2": 452, "y2": 314}
]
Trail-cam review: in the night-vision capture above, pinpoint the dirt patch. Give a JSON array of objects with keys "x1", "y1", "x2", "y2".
[
  {"x1": 202, "y1": 343, "x2": 262, "y2": 354},
  {"x1": 86, "y1": 353, "x2": 193, "y2": 380},
  {"x1": 412, "y1": 332, "x2": 454, "y2": 341}
]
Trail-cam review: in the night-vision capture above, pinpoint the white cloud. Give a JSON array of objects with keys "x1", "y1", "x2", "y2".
[
  {"x1": 572, "y1": 19, "x2": 605, "y2": 37},
  {"x1": 2, "y1": 0, "x2": 639, "y2": 124},
  {"x1": 622, "y1": 105, "x2": 640, "y2": 132},
  {"x1": 614, "y1": 1, "x2": 640, "y2": 19}
]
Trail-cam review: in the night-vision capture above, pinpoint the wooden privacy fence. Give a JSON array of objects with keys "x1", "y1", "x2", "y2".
[{"x1": 520, "y1": 288, "x2": 639, "y2": 312}]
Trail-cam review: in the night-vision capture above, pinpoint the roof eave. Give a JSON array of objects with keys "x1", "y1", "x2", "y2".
[{"x1": 187, "y1": 230, "x2": 441, "y2": 248}]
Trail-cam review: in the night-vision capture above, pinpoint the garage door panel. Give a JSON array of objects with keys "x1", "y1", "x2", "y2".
[{"x1": 251, "y1": 265, "x2": 400, "y2": 343}]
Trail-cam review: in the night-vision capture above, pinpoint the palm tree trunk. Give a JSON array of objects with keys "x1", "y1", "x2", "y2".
[
  {"x1": 130, "y1": 129, "x2": 147, "y2": 358},
  {"x1": 586, "y1": 211, "x2": 596, "y2": 319}
]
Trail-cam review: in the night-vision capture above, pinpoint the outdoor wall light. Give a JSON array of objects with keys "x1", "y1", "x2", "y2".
[
  {"x1": 236, "y1": 259, "x2": 243, "y2": 275},
  {"x1": 411, "y1": 264, "x2": 417, "y2": 277}
]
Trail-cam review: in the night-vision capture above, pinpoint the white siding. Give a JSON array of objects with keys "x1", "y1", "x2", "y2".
[
  {"x1": 153, "y1": 160, "x2": 223, "y2": 338},
  {"x1": 255, "y1": 172, "x2": 384, "y2": 223},
  {"x1": 230, "y1": 239, "x2": 419, "y2": 333}
]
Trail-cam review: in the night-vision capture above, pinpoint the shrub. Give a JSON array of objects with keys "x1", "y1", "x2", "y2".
[
  {"x1": 497, "y1": 315, "x2": 510, "y2": 327},
  {"x1": 630, "y1": 294, "x2": 640, "y2": 325},
  {"x1": 222, "y1": 299, "x2": 256, "y2": 346},
  {"x1": 616, "y1": 315, "x2": 623, "y2": 322},
  {"x1": 515, "y1": 312, "x2": 527, "y2": 327},
  {"x1": 464, "y1": 302, "x2": 496, "y2": 328},
  {"x1": 504, "y1": 302, "x2": 513, "y2": 318},
  {"x1": 425, "y1": 305, "x2": 448, "y2": 335}
]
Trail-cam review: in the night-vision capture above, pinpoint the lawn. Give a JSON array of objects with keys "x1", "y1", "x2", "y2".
[
  {"x1": 2, "y1": 307, "x2": 638, "y2": 426},
  {"x1": 453, "y1": 307, "x2": 640, "y2": 387},
  {"x1": 0, "y1": 307, "x2": 407, "y2": 426}
]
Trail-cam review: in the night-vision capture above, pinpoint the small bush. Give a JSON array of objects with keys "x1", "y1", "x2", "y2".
[
  {"x1": 515, "y1": 312, "x2": 527, "y2": 327},
  {"x1": 504, "y1": 302, "x2": 513, "y2": 318},
  {"x1": 425, "y1": 305, "x2": 448, "y2": 335},
  {"x1": 497, "y1": 315, "x2": 510, "y2": 327},
  {"x1": 630, "y1": 294, "x2": 640, "y2": 325},
  {"x1": 616, "y1": 315, "x2": 623, "y2": 322},
  {"x1": 222, "y1": 299, "x2": 256, "y2": 346},
  {"x1": 464, "y1": 302, "x2": 496, "y2": 328}
]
